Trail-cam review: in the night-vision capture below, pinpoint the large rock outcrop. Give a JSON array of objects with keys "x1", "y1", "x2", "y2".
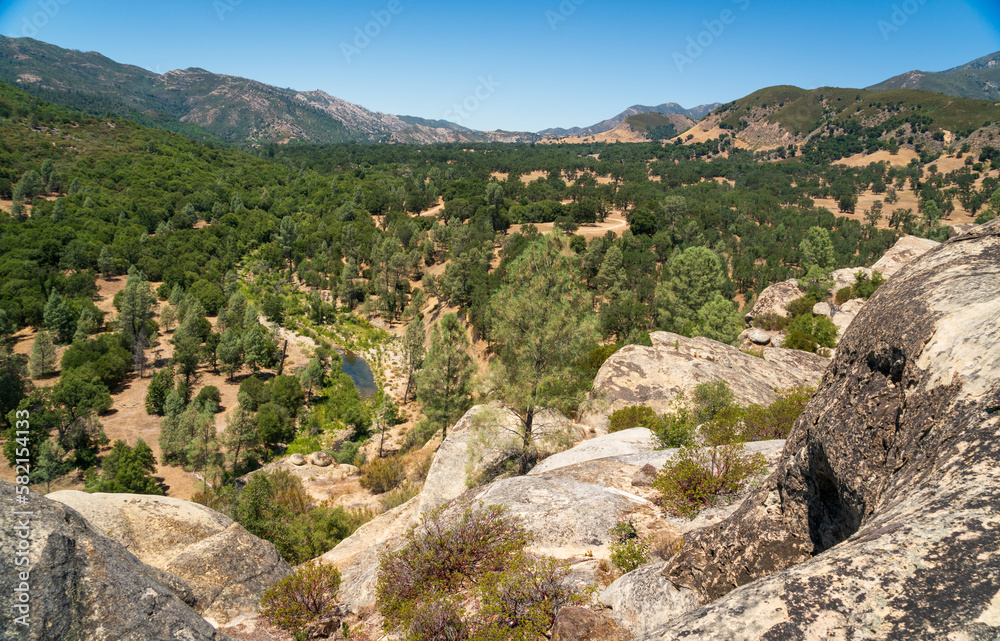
[
  {"x1": 47, "y1": 491, "x2": 290, "y2": 626},
  {"x1": 0, "y1": 481, "x2": 228, "y2": 641},
  {"x1": 631, "y1": 220, "x2": 1000, "y2": 639},
  {"x1": 583, "y1": 332, "x2": 827, "y2": 431}
]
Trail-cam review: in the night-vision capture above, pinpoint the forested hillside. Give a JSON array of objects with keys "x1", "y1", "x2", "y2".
[{"x1": 2, "y1": 73, "x2": 999, "y2": 557}]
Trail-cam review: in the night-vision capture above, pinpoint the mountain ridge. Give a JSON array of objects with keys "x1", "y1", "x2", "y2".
[
  {"x1": 866, "y1": 50, "x2": 1000, "y2": 101},
  {"x1": 539, "y1": 102, "x2": 720, "y2": 137}
]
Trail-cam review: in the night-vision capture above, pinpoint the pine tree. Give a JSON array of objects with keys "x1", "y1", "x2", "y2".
[
  {"x1": 158, "y1": 389, "x2": 188, "y2": 465},
  {"x1": 486, "y1": 234, "x2": 599, "y2": 470},
  {"x1": 73, "y1": 308, "x2": 98, "y2": 343},
  {"x1": 416, "y1": 313, "x2": 474, "y2": 440},
  {"x1": 655, "y1": 246, "x2": 729, "y2": 334},
  {"x1": 402, "y1": 319, "x2": 425, "y2": 403},
  {"x1": 43, "y1": 291, "x2": 75, "y2": 344},
  {"x1": 216, "y1": 329, "x2": 243, "y2": 381},
  {"x1": 145, "y1": 367, "x2": 175, "y2": 415},
  {"x1": 221, "y1": 392, "x2": 259, "y2": 475},
  {"x1": 28, "y1": 330, "x2": 57, "y2": 379}
]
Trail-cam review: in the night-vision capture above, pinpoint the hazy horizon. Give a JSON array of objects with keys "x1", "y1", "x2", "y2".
[{"x1": 1, "y1": 0, "x2": 998, "y2": 132}]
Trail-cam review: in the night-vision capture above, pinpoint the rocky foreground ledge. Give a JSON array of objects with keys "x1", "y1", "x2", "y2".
[{"x1": 622, "y1": 219, "x2": 1000, "y2": 639}]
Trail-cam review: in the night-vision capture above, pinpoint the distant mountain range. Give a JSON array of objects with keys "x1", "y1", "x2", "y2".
[
  {"x1": 539, "y1": 102, "x2": 720, "y2": 137},
  {"x1": 0, "y1": 35, "x2": 543, "y2": 145},
  {"x1": 867, "y1": 51, "x2": 1000, "y2": 101},
  {"x1": 0, "y1": 35, "x2": 720, "y2": 146}
]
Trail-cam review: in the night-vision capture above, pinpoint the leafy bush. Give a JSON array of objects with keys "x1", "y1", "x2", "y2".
[
  {"x1": 751, "y1": 312, "x2": 788, "y2": 331},
  {"x1": 608, "y1": 405, "x2": 659, "y2": 433},
  {"x1": 285, "y1": 436, "x2": 322, "y2": 457},
  {"x1": 376, "y1": 504, "x2": 579, "y2": 640},
  {"x1": 654, "y1": 407, "x2": 696, "y2": 449},
  {"x1": 834, "y1": 286, "x2": 854, "y2": 305},
  {"x1": 380, "y1": 481, "x2": 421, "y2": 512},
  {"x1": 332, "y1": 438, "x2": 363, "y2": 465},
  {"x1": 260, "y1": 562, "x2": 342, "y2": 631},
  {"x1": 785, "y1": 296, "x2": 818, "y2": 318},
  {"x1": 193, "y1": 469, "x2": 373, "y2": 564},
  {"x1": 851, "y1": 270, "x2": 885, "y2": 300},
  {"x1": 654, "y1": 444, "x2": 767, "y2": 517},
  {"x1": 698, "y1": 386, "x2": 814, "y2": 445},
  {"x1": 784, "y1": 314, "x2": 838, "y2": 353},
  {"x1": 741, "y1": 387, "x2": 813, "y2": 440},
  {"x1": 359, "y1": 456, "x2": 406, "y2": 494},
  {"x1": 691, "y1": 380, "x2": 734, "y2": 424},
  {"x1": 607, "y1": 520, "x2": 650, "y2": 573},
  {"x1": 193, "y1": 385, "x2": 220, "y2": 411}
]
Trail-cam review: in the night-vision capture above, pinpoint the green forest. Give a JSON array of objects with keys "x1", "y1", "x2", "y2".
[{"x1": 2, "y1": 75, "x2": 999, "y2": 564}]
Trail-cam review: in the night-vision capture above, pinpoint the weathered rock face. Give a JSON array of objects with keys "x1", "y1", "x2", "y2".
[
  {"x1": 319, "y1": 496, "x2": 420, "y2": 613},
  {"x1": 413, "y1": 404, "x2": 517, "y2": 518},
  {"x1": 869, "y1": 234, "x2": 940, "y2": 278},
  {"x1": 638, "y1": 220, "x2": 1000, "y2": 639},
  {"x1": 0, "y1": 481, "x2": 227, "y2": 641},
  {"x1": 601, "y1": 562, "x2": 700, "y2": 636},
  {"x1": 746, "y1": 278, "x2": 800, "y2": 322},
  {"x1": 583, "y1": 332, "x2": 827, "y2": 431},
  {"x1": 552, "y1": 606, "x2": 634, "y2": 641},
  {"x1": 47, "y1": 490, "x2": 290, "y2": 626}
]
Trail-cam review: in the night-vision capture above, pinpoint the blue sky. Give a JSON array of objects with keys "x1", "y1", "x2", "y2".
[{"x1": 1, "y1": 0, "x2": 998, "y2": 132}]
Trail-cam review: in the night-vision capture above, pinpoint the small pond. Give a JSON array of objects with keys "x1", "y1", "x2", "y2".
[{"x1": 337, "y1": 348, "x2": 378, "y2": 398}]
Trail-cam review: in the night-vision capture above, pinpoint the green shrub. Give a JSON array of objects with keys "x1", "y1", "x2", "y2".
[
  {"x1": 741, "y1": 387, "x2": 813, "y2": 440},
  {"x1": 785, "y1": 296, "x2": 818, "y2": 318},
  {"x1": 193, "y1": 385, "x2": 220, "y2": 411},
  {"x1": 851, "y1": 270, "x2": 885, "y2": 300},
  {"x1": 608, "y1": 405, "x2": 659, "y2": 433},
  {"x1": 699, "y1": 406, "x2": 747, "y2": 447},
  {"x1": 380, "y1": 481, "x2": 421, "y2": 512},
  {"x1": 259, "y1": 562, "x2": 342, "y2": 631},
  {"x1": 654, "y1": 407, "x2": 696, "y2": 449},
  {"x1": 400, "y1": 418, "x2": 440, "y2": 453},
  {"x1": 691, "y1": 380, "x2": 734, "y2": 424},
  {"x1": 834, "y1": 286, "x2": 854, "y2": 305},
  {"x1": 785, "y1": 314, "x2": 838, "y2": 353},
  {"x1": 654, "y1": 444, "x2": 767, "y2": 518},
  {"x1": 750, "y1": 312, "x2": 788, "y2": 331},
  {"x1": 608, "y1": 520, "x2": 650, "y2": 573},
  {"x1": 359, "y1": 456, "x2": 406, "y2": 494},
  {"x1": 332, "y1": 439, "x2": 363, "y2": 465},
  {"x1": 285, "y1": 436, "x2": 322, "y2": 457}
]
